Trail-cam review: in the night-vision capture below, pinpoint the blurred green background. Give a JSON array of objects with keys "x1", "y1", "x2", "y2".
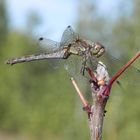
[{"x1": 0, "y1": 0, "x2": 140, "y2": 139}]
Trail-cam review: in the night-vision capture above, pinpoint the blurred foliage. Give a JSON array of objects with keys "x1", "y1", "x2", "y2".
[
  {"x1": 0, "y1": 0, "x2": 8, "y2": 45},
  {"x1": 0, "y1": 0, "x2": 140, "y2": 139}
]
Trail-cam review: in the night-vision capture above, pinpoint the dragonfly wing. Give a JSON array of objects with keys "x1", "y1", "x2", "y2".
[
  {"x1": 60, "y1": 26, "x2": 79, "y2": 47},
  {"x1": 38, "y1": 26, "x2": 79, "y2": 52},
  {"x1": 38, "y1": 37, "x2": 61, "y2": 51}
]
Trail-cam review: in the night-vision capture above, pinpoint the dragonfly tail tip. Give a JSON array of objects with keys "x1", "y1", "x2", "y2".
[{"x1": 5, "y1": 59, "x2": 14, "y2": 65}]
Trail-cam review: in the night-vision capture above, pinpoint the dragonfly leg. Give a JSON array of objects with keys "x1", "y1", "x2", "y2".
[
  {"x1": 80, "y1": 57, "x2": 88, "y2": 75},
  {"x1": 80, "y1": 65, "x2": 86, "y2": 75}
]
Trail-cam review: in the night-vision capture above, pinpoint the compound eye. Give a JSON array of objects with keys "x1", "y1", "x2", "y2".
[
  {"x1": 96, "y1": 48, "x2": 105, "y2": 58},
  {"x1": 92, "y1": 44, "x2": 100, "y2": 54}
]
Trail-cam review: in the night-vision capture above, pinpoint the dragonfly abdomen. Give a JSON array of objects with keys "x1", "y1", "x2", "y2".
[{"x1": 6, "y1": 49, "x2": 69, "y2": 65}]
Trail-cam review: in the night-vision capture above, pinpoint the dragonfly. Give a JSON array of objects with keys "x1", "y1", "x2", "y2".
[
  {"x1": 6, "y1": 26, "x2": 140, "y2": 87},
  {"x1": 6, "y1": 25, "x2": 105, "y2": 75}
]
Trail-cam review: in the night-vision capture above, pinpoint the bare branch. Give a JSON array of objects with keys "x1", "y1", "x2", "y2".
[{"x1": 71, "y1": 77, "x2": 88, "y2": 107}]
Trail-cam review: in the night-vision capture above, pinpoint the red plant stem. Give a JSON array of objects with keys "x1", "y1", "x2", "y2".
[
  {"x1": 71, "y1": 77, "x2": 88, "y2": 107},
  {"x1": 109, "y1": 51, "x2": 140, "y2": 87}
]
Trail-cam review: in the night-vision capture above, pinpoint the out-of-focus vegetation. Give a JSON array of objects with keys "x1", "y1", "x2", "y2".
[{"x1": 0, "y1": 0, "x2": 140, "y2": 139}]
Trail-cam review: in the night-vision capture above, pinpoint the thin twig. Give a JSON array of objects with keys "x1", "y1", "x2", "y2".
[
  {"x1": 71, "y1": 77, "x2": 88, "y2": 107},
  {"x1": 71, "y1": 77, "x2": 92, "y2": 118},
  {"x1": 109, "y1": 50, "x2": 140, "y2": 86}
]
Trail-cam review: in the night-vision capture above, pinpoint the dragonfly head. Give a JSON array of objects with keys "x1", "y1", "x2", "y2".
[{"x1": 92, "y1": 42, "x2": 105, "y2": 58}]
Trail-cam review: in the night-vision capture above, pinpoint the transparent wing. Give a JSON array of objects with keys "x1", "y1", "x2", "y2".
[
  {"x1": 38, "y1": 26, "x2": 79, "y2": 51},
  {"x1": 60, "y1": 25, "x2": 79, "y2": 47},
  {"x1": 64, "y1": 55, "x2": 90, "y2": 93},
  {"x1": 100, "y1": 51, "x2": 140, "y2": 86},
  {"x1": 38, "y1": 37, "x2": 61, "y2": 51}
]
